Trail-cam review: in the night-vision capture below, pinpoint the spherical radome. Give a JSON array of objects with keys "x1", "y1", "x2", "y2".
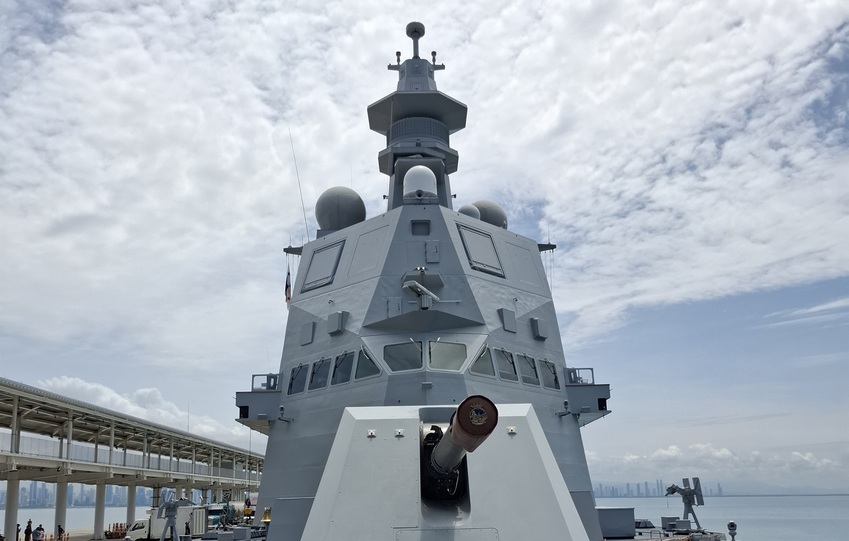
[
  {"x1": 458, "y1": 204, "x2": 481, "y2": 219},
  {"x1": 472, "y1": 200, "x2": 508, "y2": 229},
  {"x1": 315, "y1": 186, "x2": 366, "y2": 231},
  {"x1": 403, "y1": 165, "x2": 438, "y2": 199}
]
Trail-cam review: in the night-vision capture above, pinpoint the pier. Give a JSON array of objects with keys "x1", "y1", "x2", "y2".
[{"x1": 1, "y1": 377, "x2": 263, "y2": 541}]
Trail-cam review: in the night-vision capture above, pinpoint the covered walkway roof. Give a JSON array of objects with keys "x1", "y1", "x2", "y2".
[{"x1": 0, "y1": 376, "x2": 262, "y2": 490}]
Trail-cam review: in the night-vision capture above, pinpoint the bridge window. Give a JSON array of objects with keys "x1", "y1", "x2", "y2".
[
  {"x1": 302, "y1": 240, "x2": 345, "y2": 292},
  {"x1": 355, "y1": 348, "x2": 380, "y2": 379},
  {"x1": 428, "y1": 341, "x2": 466, "y2": 371},
  {"x1": 458, "y1": 225, "x2": 504, "y2": 277},
  {"x1": 539, "y1": 360, "x2": 561, "y2": 390},
  {"x1": 331, "y1": 352, "x2": 355, "y2": 385},
  {"x1": 287, "y1": 364, "x2": 307, "y2": 395},
  {"x1": 470, "y1": 347, "x2": 495, "y2": 377},
  {"x1": 384, "y1": 341, "x2": 423, "y2": 371},
  {"x1": 494, "y1": 349, "x2": 518, "y2": 382},
  {"x1": 517, "y1": 354, "x2": 540, "y2": 386},
  {"x1": 309, "y1": 358, "x2": 331, "y2": 390}
]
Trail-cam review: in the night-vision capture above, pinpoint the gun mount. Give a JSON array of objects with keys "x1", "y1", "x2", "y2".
[{"x1": 421, "y1": 395, "x2": 498, "y2": 501}]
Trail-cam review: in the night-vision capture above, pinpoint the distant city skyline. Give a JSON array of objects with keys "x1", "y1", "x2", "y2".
[
  {"x1": 593, "y1": 479, "x2": 723, "y2": 498},
  {"x1": 0, "y1": 482, "x2": 165, "y2": 509},
  {"x1": 0, "y1": 483, "x2": 214, "y2": 510}
]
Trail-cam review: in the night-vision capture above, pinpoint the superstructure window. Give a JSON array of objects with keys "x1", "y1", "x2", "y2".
[
  {"x1": 428, "y1": 341, "x2": 466, "y2": 371},
  {"x1": 517, "y1": 354, "x2": 540, "y2": 386},
  {"x1": 331, "y1": 352, "x2": 354, "y2": 385},
  {"x1": 309, "y1": 358, "x2": 331, "y2": 390},
  {"x1": 384, "y1": 342, "x2": 423, "y2": 372},
  {"x1": 539, "y1": 360, "x2": 561, "y2": 390},
  {"x1": 470, "y1": 347, "x2": 495, "y2": 377},
  {"x1": 494, "y1": 349, "x2": 518, "y2": 381},
  {"x1": 302, "y1": 240, "x2": 345, "y2": 292},
  {"x1": 355, "y1": 348, "x2": 380, "y2": 379},
  {"x1": 458, "y1": 225, "x2": 505, "y2": 277},
  {"x1": 287, "y1": 364, "x2": 307, "y2": 395}
]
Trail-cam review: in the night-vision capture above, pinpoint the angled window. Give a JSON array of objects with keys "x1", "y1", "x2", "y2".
[
  {"x1": 458, "y1": 225, "x2": 505, "y2": 277},
  {"x1": 494, "y1": 349, "x2": 518, "y2": 382},
  {"x1": 539, "y1": 359, "x2": 561, "y2": 390},
  {"x1": 470, "y1": 347, "x2": 496, "y2": 377},
  {"x1": 355, "y1": 347, "x2": 381, "y2": 379},
  {"x1": 428, "y1": 341, "x2": 466, "y2": 371},
  {"x1": 302, "y1": 240, "x2": 345, "y2": 292},
  {"x1": 517, "y1": 354, "x2": 540, "y2": 386},
  {"x1": 309, "y1": 358, "x2": 331, "y2": 390},
  {"x1": 287, "y1": 364, "x2": 307, "y2": 395},
  {"x1": 384, "y1": 341, "x2": 423, "y2": 372},
  {"x1": 331, "y1": 351, "x2": 355, "y2": 385}
]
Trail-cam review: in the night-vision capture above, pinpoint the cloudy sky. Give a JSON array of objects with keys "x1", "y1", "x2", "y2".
[{"x1": 2, "y1": 1, "x2": 847, "y2": 494}]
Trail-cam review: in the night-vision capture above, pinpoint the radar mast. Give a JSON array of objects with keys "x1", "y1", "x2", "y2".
[{"x1": 367, "y1": 22, "x2": 468, "y2": 211}]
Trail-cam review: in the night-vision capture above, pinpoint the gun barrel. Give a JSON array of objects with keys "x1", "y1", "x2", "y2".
[{"x1": 430, "y1": 395, "x2": 498, "y2": 475}]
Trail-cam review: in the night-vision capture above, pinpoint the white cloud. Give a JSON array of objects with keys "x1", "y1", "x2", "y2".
[
  {"x1": 37, "y1": 376, "x2": 264, "y2": 449},
  {"x1": 2, "y1": 1, "x2": 847, "y2": 350},
  {"x1": 589, "y1": 442, "x2": 849, "y2": 491},
  {"x1": 2, "y1": 0, "x2": 848, "y2": 492}
]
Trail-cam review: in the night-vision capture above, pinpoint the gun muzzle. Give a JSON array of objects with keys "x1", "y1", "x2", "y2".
[{"x1": 430, "y1": 395, "x2": 498, "y2": 476}]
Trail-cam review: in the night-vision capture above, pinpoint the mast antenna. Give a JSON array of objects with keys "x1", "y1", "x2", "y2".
[{"x1": 288, "y1": 128, "x2": 310, "y2": 239}]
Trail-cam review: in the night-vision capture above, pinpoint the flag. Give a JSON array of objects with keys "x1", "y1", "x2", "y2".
[{"x1": 285, "y1": 264, "x2": 292, "y2": 304}]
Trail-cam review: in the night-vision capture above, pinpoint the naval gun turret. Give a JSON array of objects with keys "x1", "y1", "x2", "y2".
[
  {"x1": 421, "y1": 394, "x2": 498, "y2": 501},
  {"x1": 235, "y1": 22, "x2": 611, "y2": 541}
]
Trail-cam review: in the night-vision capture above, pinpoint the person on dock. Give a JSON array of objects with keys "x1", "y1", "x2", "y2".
[
  {"x1": 24, "y1": 522, "x2": 32, "y2": 541},
  {"x1": 32, "y1": 525, "x2": 44, "y2": 541},
  {"x1": 57, "y1": 525, "x2": 65, "y2": 541}
]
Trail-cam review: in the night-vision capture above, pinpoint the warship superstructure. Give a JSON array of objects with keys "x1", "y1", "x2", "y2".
[{"x1": 236, "y1": 22, "x2": 611, "y2": 541}]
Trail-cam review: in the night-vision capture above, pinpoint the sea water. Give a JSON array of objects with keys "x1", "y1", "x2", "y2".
[
  {"x1": 599, "y1": 494, "x2": 849, "y2": 541},
  {"x1": 3, "y1": 495, "x2": 848, "y2": 540},
  {"x1": 1, "y1": 506, "x2": 152, "y2": 535}
]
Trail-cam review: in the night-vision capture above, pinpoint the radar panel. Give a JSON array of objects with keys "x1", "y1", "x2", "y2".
[
  {"x1": 458, "y1": 225, "x2": 505, "y2": 277},
  {"x1": 302, "y1": 240, "x2": 346, "y2": 292}
]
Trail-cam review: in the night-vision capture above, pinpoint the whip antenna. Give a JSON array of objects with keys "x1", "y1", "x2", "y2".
[{"x1": 289, "y1": 128, "x2": 310, "y2": 239}]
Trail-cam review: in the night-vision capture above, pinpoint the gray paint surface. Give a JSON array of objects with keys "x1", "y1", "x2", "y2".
[{"x1": 236, "y1": 21, "x2": 610, "y2": 541}]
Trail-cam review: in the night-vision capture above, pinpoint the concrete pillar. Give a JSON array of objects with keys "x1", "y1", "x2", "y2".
[
  {"x1": 64, "y1": 418, "x2": 74, "y2": 460},
  {"x1": 109, "y1": 424, "x2": 115, "y2": 466},
  {"x1": 10, "y1": 395, "x2": 21, "y2": 453},
  {"x1": 152, "y1": 486, "x2": 161, "y2": 508},
  {"x1": 3, "y1": 477, "x2": 20, "y2": 541},
  {"x1": 126, "y1": 483, "x2": 137, "y2": 528},
  {"x1": 54, "y1": 481, "x2": 68, "y2": 540},
  {"x1": 93, "y1": 482, "x2": 106, "y2": 540}
]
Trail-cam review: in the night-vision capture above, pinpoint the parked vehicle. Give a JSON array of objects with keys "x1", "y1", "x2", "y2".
[{"x1": 126, "y1": 506, "x2": 207, "y2": 540}]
